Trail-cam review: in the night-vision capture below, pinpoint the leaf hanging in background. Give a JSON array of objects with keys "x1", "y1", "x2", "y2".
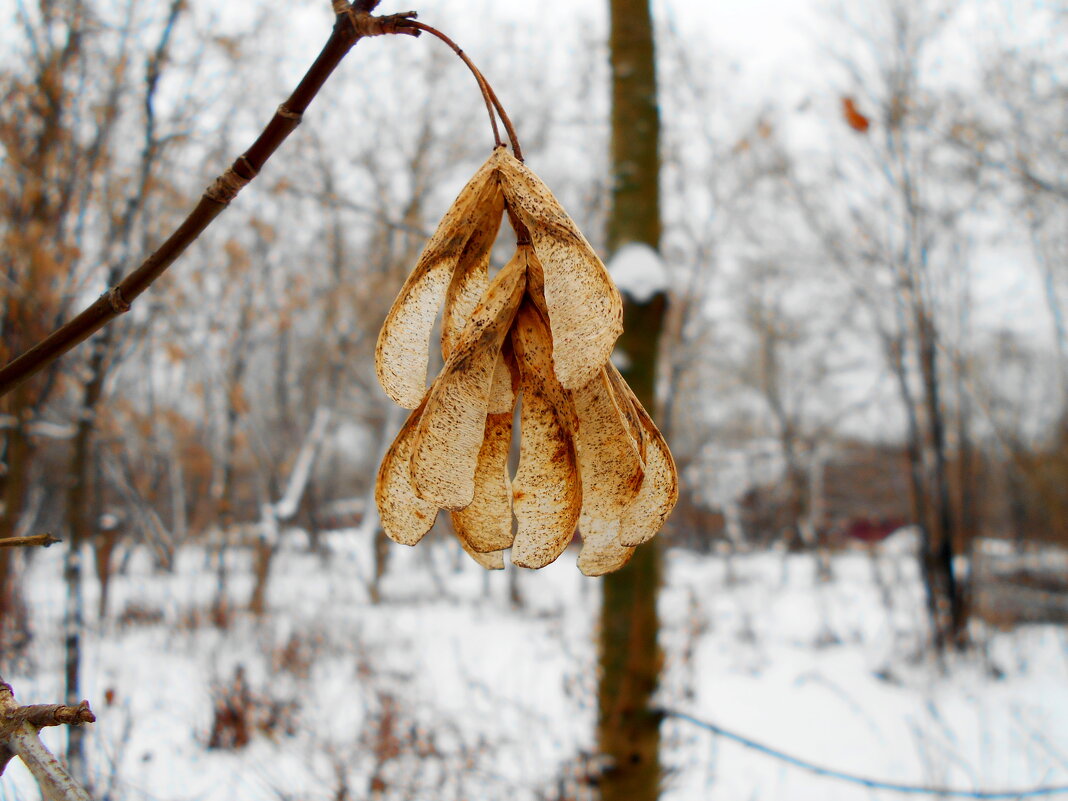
[{"x1": 842, "y1": 97, "x2": 871, "y2": 133}]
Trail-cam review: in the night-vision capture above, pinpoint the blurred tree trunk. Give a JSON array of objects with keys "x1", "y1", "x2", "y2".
[
  {"x1": 0, "y1": 400, "x2": 33, "y2": 656},
  {"x1": 0, "y1": 0, "x2": 93, "y2": 658},
  {"x1": 63, "y1": 4, "x2": 184, "y2": 777},
  {"x1": 63, "y1": 330, "x2": 110, "y2": 786},
  {"x1": 917, "y1": 309, "x2": 964, "y2": 645},
  {"x1": 597, "y1": 1, "x2": 664, "y2": 799}
]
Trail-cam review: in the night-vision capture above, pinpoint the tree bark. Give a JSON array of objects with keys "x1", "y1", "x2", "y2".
[
  {"x1": 62, "y1": 328, "x2": 111, "y2": 786},
  {"x1": 598, "y1": 1, "x2": 665, "y2": 799},
  {"x1": 917, "y1": 310, "x2": 964, "y2": 645},
  {"x1": 0, "y1": 390, "x2": 34, "y2": 657},
  {"x1": 0, "y1": 676, "x2": 94, "y2": 801}
]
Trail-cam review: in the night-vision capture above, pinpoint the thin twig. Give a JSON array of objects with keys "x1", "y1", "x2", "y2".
[
  {"x1": 0, "y1": 5, "x2": 417, "y2": 399},
  {"x1": 402, "y1": 19, "x2": 523, "y2": 161},
  {"x1": 2, "y1": 701, "x2": 95, "y2": 735},
  {"x1": 480, "y1": 76, "x2": 523, "y2": 162},
  {"x1": 409, "y1": 19, "x2": 501, "y2": 148},
  {"x1": 0, "y1": 533, "x2": 62, "y2": 548},
  {"x1": 662, "y1": 708, "x2": 1068, "y2": 799}
]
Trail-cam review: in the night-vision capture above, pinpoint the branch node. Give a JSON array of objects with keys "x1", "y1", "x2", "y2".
[
  {"x1": 0, "y1": 680, "x2": 96, "y2": 750},
  {"x1": 204, "y1": 167, "x2": 252, "y2": 205},
  {"x1": 236, "y1": 156, "x2": 259, "y2": 181},
  {"x1": 383, "y1": 11, "x2": 421, "y2": 35},
  {"x1": 276, "y1": 104, "x2": 302, "y2": 122},
  {"x1": 14, "y1": 701, "x2": 96, "y2": 729},
  {"x1": 105, "y1": 287, "x2": 130, "y2": 314},
  {"x1": 334, "y1": 3, "x2": 420, "y2": 38}
]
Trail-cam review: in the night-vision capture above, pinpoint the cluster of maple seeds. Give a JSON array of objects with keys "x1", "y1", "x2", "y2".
[{"x1": 374, "y1": 147, "x2": 677, "y2": 576}]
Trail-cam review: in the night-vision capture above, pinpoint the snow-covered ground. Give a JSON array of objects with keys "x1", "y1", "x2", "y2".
[{"x1": 4, "y1": 532, "x2": 1068, "y2": 800}]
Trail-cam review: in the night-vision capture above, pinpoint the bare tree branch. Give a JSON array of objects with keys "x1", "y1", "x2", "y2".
[
  {"x1": 0, "y1": 678, "x2": 94, "y2": 801},
  {"x1": 0, "y1": 6, "x2": 420, "y2": 398},
  {"x1": 0, "y1": 533, "x2": 61, "y2": 549}
]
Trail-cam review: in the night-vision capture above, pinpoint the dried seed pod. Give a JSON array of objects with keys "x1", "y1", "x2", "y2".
[
  {"x1": 451, "y1": 351, "x2": 518, "y2": 553},
  {"x1": 410, "y1": 250, "x2": 526, "y2": 509},
  {"x1": 441, "y1": 184, "x2": 505, "y2": 358},
  {"x1": 570, "y1": 367, "x2": 644, "y2": 521},
  {"x1": 376, "y1": 154, "x2": 504, "y2": 409},
  {"x1": 458, "y1": 536, "x2": 506, "y2": 570},
  {"x1": 376, "y1": 397, "x2": 438, "y2": 546},
  {"x1": 497, "y1": 151, "x2": 623, "y2": 391},
  {"x1": 373, "y1": 147, "x2": 677, "y2": 575},
  {"x1": 451, "y1": 411, "x2": 515, "y2": 552},
  {"x1": 509, "y1": 301, "x2": 582, "y2": 569},
  {"x1": 486, "y1": 343, "x2": 519, "y2": 414},
  {"x1": 503, "y1": 255, "x2": 578, "y2": 430},
  {"x1": 605, "y1": 363, "x2": 647, "y2": 465},
  {"x1": 610, "y1": 368, "x2": 679, "y2": 547},
  {"x1": 576, "y1": 514, "x2": 634, "y2": 577}
]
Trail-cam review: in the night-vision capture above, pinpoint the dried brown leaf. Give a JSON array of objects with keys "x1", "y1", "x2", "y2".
[
  {"x1": 570, "y1": 367, "x2": 644, "y2": 521},
  {"x1": 375, "y1": 398, "x2": 437, "y2": 546},
  {"x1": 376, "y1": 154, "x2": 503, "y2": 408},
  {"x1": 510, "y1": 302, "x2": 582, "y2": 569},
  {"x1": 409, "y1": 251, "x2": 526, "y2": 509},
  {"x1": 576, "y1": 514, "x2": 634, "y2": 577},
  {"x1": 497, "y1": 151, "x2": 623, "y2": 390}
]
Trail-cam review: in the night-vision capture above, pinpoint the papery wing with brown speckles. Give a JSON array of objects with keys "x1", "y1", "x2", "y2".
[
  {"x1": 451, "y1": 350, "x2": 518, "y2": 554},
  {"x1": 605, "y1": 363, "x2": 647, "y2": 465},
  {"x1": 441, "y1": 169, "x2": 506, "y2": 359},
  {"x1": 611, "y1": 372, "x2": 679, "y2": 548},
  {"x1": 376, "y1": 397, "x2": 437, "y2": 546},
  {"x1": 496, "y1": 151, "x2": 623, "y2": 390},
  {"x1": 458, "y1": 536, "x2": 506, "y2": 570},
  {"x1": 409, "y1": 250, "x2": 525, "y2": 510},
  {"x1": 576, "y1": 513, "x2": 634, "y2": 577},
  {"x1": 570, "y1": 367, "x2": 644, "y2": 522},
  {"x1": 376, "y1": 152, "x2": 504, "y2": 408},
  {"x1": 486, "y1": 340, "x2": 519, "y2": 414},
  {"x1": 509, "y1": 301, "x2": 582, "y2": 569}
]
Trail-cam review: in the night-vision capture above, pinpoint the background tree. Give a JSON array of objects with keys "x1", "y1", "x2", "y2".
[
  {"x1": 597, "y1": 0, "x2": 665, "y2": 798},
  {"x1": 61, "y1": 1, "x2": 187, "y2": 781},
  {"x1": 0, "y1": 0, "x2": 182, "y2": 657},
  {"x1": 784, "y1": 0, "x2": 986, "y2": 651}
]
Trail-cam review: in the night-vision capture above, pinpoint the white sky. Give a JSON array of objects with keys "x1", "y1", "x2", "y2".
[
  {"x1": 201, "y1": 0, "x2": 1063, "y2": 382},
  {"x1": 2, "y1": 0, "x2": 1058, "y2": 375}
]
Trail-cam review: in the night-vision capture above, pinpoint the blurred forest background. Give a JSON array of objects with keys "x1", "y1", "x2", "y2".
[{"x1": 1, "y1": 0, "x2": 1066, "y2": 798}]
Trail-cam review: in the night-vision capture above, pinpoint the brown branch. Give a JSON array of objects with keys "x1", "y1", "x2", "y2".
[
  {"x1": 0, "y1": 5, "x2": 419, "y2": 399},
  {"x1": 3, "y1": 701, "x2": 95, "y2": 734},
  {"x1": 0, "y1": 678, "x2": 94, "y2": 797},
  {"x1": 0, "y1": 681, "x2": 95, "y2": 741},
  {"x1": 0, "y1": 743, "x2": 12, "y2": 777},
  {"x1": 0, "y1": 533, "x2": 62, "y2": 548}
]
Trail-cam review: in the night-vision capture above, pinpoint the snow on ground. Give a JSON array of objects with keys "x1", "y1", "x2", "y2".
[{"x1": 4, "y1": 531, "x2": 1068, "y2": 800}]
